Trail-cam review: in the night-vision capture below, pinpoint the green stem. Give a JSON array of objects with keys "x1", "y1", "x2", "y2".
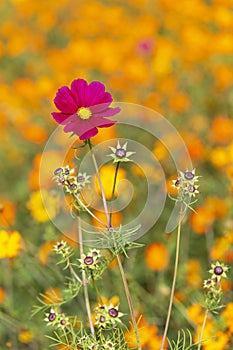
[
  {"x1": 110, "y1": 162, "x2": 141, "y2": 349},
  {"x1": 91, "y1": 271, "x2": 103, "y2": 305},
  {"x1": 87, "y1": 142, "x2": 141, "y2": 349},
  {"x1": 109, "y1": 161, "x2": 120, "y2": 226},
  {"x1": 87, "y1": 138, "x2": 110, "y2": 226},
  {"x1": 116, "y1": 254, "x2": 141, "y2": 349},
  {"x1": 77, "y1": 216, "x2": 95, "y2": 335},
  {"x1": 73, "y1": 193, "x2": 107, "y2": 228},
  {"x1": 160, "y1": 217, "x2": 182, "y2": 350},
  {"x1": 69, "y1": 263, "x2": 82, "y2": 284},
  {"x1": 197, "y1": 309, "x2": 208, "y2": 350}
]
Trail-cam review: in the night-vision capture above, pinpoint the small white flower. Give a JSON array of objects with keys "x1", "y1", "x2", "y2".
[{"x1": 108, "y1": 141, "x2": 135, "y2": 163}]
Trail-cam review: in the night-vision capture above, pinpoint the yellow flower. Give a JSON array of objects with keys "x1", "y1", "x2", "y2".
[
  {"x1": 95, "y1": 164, "x2": 126, "y2": 200},
  {"x1": 27, "y1": 190, "x2": 60, "y2": 222},
  {"x1": 0, "y1": 230, "x2": 23, "y2": 259}
]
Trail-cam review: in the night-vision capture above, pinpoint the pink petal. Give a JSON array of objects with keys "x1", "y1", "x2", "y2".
[
  {"x1": 92, "y1": 107, "x2": 121, "y2": 117},
  {"x1": 99, "y1": 91, "x2": 113, "y2": 104},
  {"x1": 90, "y1": 102, "x2": 112, "y2": 113},
  {"x1": 70, "y1": 79, "x2": 88, "y2": 107},
  {"x1": 88, "y1": 116, "x2": 116, "y2": 128},
  {"x1": 54, "y1": 86, "x2": 78, "y2": 113},
  {"x1": 61, "y1": 114, "x2": 116, "y2": 139},
  {"x1": 80, "y1": 128, "x2": 98, "y2": 140},
  {"x1": 51, "y1": 112, "x2": 69, "y2": 124},
  {"x1": 62, "y1": 115, "x2": 94, "y2": 136},
  {"x1": 86, "y1": 81, "x2": 106, "y2": 105}
]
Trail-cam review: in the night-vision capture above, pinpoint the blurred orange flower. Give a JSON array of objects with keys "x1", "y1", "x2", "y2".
[
  {"x1": 18, "y1": 330, "x2": 34, "y2": 344},
  {"x1": 145, "y1": 242, "x2": 169, "y2": 271},
  {"x1": 38, "y1": 241, "x2": 55, "y2": 265},
  {"x1": 186, "y1": 259, "x2": 202, "y2": 289},
  {"x1": 125, "y1": 315, "x2": 166, "y2": 349},
  {"x1": 0, "y1": 288, "x2": 6, "y2": 303},
  {"x1": 190, "y1": 206, "x2": 215, "y2": 234},
  {"x1": 42, "y1": 287, "x2": 62, "y2": 304},
  {"x1": 20, "y1": 124, "x2": 48, "y2": 144},
  {"x1": 222, "y1": 302, "x2": 233, "y2": 333},
  {"x1": 0, "y1": 199, "x2": 16, "y2": 228},
  {"x1": 209, "y1": 116, "x2": 233, "y2": 144},
  {"x1": 91, "y1": 209, "x2": 122, "y2": 228}
]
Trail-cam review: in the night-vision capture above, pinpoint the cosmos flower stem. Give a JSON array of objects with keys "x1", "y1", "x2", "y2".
[
  {"x1": 69, "y1": 264, "x2": 83, "y2": 284},
  {"x1": 197, "y1": 309, "x2": 208, "y2": 350},
  {"x1": 88, "y1": 141, "x2": 141, "y2": 349},
  {"x1": 160, "y1": 215, "x2": 182, "y2": 350},
  {"x1": 109, "y1": 161, "x2": 120, "y2": 225},
  {"x1": 91, "y1": 271, "x2": 104, "y2": 304},
  {"x1": 87, "y1": 139, "x2": 110, "y2": 226},
  {"x1": 73, "y1": 193, "x2": 108, "y2": 228},
  {"x1": 110, "y1": 162, "x2": 141, "y2": 350},
  {"x1": 116, "y1": 254, "x2": 142, "y2": 350},
  {"x1": 77, "y1": 216, "x2": 95, "y2": 335}
]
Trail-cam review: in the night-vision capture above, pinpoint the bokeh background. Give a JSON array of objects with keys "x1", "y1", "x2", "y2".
[{"x1": 0, "y1": 0, "x2": 233, "y2": 349}]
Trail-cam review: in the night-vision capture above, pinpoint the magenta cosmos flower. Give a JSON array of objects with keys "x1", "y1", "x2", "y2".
[{"x1": 52, "y1": 78, "x2": 120, "y2": 140}]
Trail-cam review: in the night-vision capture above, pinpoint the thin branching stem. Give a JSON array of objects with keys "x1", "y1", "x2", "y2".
[
  {"x1": 160, "y1": 215, "x2": 182, "y2": 350},
  {"x1": 87, "y1": 139, "x2": 110, "y2": 226},
  {"x1": 87, "y1": 142, "x2": 141, "y2": 349},
  {"x1": 69, "y1": 264, "x2": 82, "y2": 284},
  {"x1": 197, "y1": 309, "x2": 208, "y2": 350},
  {"x1": 73, "y1": 193, "x2": 107, "y2": 228},
  {"x1": 77, "y1": 216, "x2": 95, "y2": 335},
  {"x1": 109, "y1": 161, "x2": 120, "y2": 225}
]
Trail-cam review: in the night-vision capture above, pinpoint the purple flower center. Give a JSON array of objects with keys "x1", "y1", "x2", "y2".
[
  {"x1": 57, "y1": 242, "x2": 64, "y2": 249},
  {"x1": 48, "y1": 312, "x2": 56, "y2": 322},
  {"x1": 70, "y1": 183, "x2": 77, "y2": 190},
  {"x1": 108, "y1": 308, "x2": 118, "y2": 318},
  {"x1": 60, "y1": 319, "x2": 66, "y2": 325},
  {"x1": 77, "y1": 175, "x2": 85, "y2": 182},
  {"x1": 116, "y1": 148, "x2": 126, "y2": 158},
  {"x1": 64, "y1": 169, "x2": 69, "y2": 175},
  {"x1": 84, "y1": 256, "x2": 94, "y2": 265},
  {"x1": 175, "y1": 179, "x2": 181, "y2": 187},
  {"x1": 188, "y1": 185, "x2": 195, "y2": 193},
  {"x1": 58, "y1": 176, "x2": 65, "y2": 183},
  {"x1": 184, "y1": 171, "x2": 195, "y2": 180},
  {"x1": 100, "y1": 315, "x2": 105, "y2": 323},
  {"x1": 214, "y1": 266, "x2": 223, "y2": 275},
  {"x1": 77, "y1": 107, "x2": 92, "y2": 120},
  {"x1": 54, "y1": 168, "x2": 63, "y2": 175},
  {"x1": 92, "y1": 250, "x2": 98, "y2": 257}
]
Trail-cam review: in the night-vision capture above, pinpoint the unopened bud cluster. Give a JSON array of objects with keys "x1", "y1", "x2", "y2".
[
  {"x1": 53, "y1": 240, "x2": 72, "y2": 259},
  {"x1": 53, "y1": 165, "x2": 91, "y2": 195},
  {"x1": 172, "y1": 169, "x2": 199, "y2": 199},
  {"x1": 78, "y1": 335, "x2": 116, "y2": 349}
]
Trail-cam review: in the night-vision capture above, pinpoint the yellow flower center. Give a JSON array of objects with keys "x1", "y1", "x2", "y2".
[{"x1": 77, "y1": 107, "x2": 92, "y2": 120}]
